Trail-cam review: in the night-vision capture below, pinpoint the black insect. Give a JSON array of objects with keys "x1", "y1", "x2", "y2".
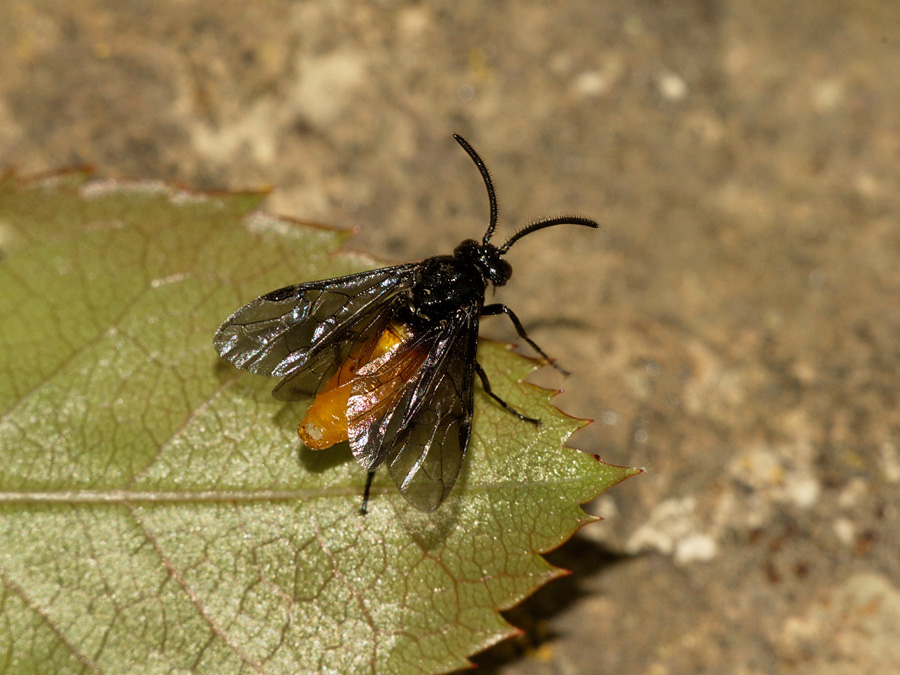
[{"x1": 214, "y1": 135, "x2": 598, "y2": 513}]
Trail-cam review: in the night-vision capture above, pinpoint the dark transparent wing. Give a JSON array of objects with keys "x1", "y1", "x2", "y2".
[
  {"x1": 214, "y1": 264, "x2": 417, "y2": 399},
  {"x1": 347, "y1": 307, "x2": 478, "y2": 511},
  {"x1": 344, "y1": 328, "x2": 437, "y2": 469}
]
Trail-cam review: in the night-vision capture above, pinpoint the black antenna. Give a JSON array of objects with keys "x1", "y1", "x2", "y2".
[
  {"x1": 499, "y1": 216, "x2": 599, "y2": 254},
  {"x1": 452, "y1": 134, "x2": 499, "y2": 245}
]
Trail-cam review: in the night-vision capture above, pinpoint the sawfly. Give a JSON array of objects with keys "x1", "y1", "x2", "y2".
[{"x1": 214, "y1": 134, "x2": 598, "y2": 513}]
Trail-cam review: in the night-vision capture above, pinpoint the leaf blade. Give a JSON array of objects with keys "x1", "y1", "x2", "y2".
[{"x1": 0, "y1": 174, "x2": 637, "y2": 674}]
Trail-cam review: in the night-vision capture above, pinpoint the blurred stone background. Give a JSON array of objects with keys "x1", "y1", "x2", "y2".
[{"x1": 2, "y1": 1, "x2": 898, "y2": 672}]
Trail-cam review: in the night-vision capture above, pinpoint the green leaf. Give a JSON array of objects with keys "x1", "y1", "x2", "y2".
[{"x1": 0, "y1": 172, "x2": 638, "y2": 674}]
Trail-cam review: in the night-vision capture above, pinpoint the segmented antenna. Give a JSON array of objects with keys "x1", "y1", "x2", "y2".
[
  {"x1": 453, "y1": 134, "x2": 599, "y2": 252},
  {"x1": 453, "y1": 134, "x2": 499, "y2": 245},
  {"x1": 499, "y1": 216, "x2": 599, "y2": 254}
]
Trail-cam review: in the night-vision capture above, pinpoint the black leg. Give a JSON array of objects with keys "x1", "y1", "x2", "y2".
[
  {"x1": 360, "y1": 470, "x2": 375, "y2": 515},
  {"x1": 475, "y1": 361, "x2": 541, "y2": 426},
  {"x1": 481, "y1": 303, "x2": 568, "y2": 375}
]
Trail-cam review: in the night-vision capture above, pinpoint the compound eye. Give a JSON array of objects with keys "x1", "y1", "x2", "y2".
[{"x1": 491, "y1": 259, "x2": 513, "y2": 286}]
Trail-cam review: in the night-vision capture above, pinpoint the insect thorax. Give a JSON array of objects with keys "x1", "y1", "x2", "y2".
[{"x1": 410, "y1": 255, "x2": 486, "y2": 322}]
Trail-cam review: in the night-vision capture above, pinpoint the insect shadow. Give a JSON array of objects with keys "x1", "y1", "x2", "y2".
[{"x1": 291, "y1": 433, "x2": 467, "y2": 545}]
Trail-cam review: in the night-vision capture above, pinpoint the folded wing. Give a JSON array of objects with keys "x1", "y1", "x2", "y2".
[
  {"x1": 346, "y1": 307, "x2": 478, "y2": 511},
  {"x1": 213, "y1": 265, "x2": 417, "y2": 399}
]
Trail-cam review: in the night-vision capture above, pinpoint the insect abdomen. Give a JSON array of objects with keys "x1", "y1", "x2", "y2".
[{"x1": 298, "y1": 321, "x2": 415, "y2": 449}]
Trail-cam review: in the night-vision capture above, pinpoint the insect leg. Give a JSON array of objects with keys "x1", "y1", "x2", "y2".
[
  {"x1": 481, "y1": 303, "x2": 569, "y2": 375},
  {"x1": 475, "y1": 362, "x2": 540, "y2": 426},
  {"x1": 360, "y1": 470, "x2": 376, "y2": 515}
]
